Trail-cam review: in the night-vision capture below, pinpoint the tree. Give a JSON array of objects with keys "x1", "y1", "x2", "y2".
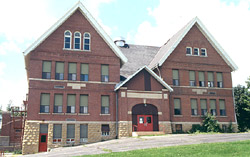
[
  {"x1": 234, "y1": 85, "x2": 250, "y2": 132},
  {"x1": 202, "y1": 113, "x2": 221, "y2": 132},
  {"x1": 6, "y1": 100, "x2": 12, "y2": 112}
]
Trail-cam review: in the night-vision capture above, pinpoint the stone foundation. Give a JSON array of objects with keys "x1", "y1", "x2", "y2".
[
  {"x1": 159, "y1": 121, "x2": 172, "y2": 133},
  {"x1": 118, "y1": 121, "x2": 132, "y2": 137},
  {"x1": 22, "y1": 121, "x2": 117, "y2": 155}
]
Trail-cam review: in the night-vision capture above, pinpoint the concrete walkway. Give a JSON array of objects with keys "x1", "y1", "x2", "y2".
[{"x1": 21, "y1": 133, "x2": 250, "y2": 157}]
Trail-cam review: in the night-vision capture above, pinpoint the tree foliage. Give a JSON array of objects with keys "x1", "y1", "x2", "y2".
[
  {"x1": 202, "y1": 113, "x2": 221, "y2": 132},
  {"x1": 234, "y1": 84, "x2": 250, "y2": 132}
]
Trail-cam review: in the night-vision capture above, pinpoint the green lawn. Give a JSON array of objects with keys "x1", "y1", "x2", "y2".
[{"x1": 80, "y1": 140, "x2": 250, "y2": 157}]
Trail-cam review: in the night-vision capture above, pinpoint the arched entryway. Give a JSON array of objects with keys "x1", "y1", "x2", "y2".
[{"x1": 132, "y1": 104, "x2": 159, "y2": 132}]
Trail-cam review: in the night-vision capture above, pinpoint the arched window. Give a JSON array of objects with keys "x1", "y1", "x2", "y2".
[
  {"x1": 74, "y1": 32, "x2": 81, "y2": 50},
  {"x1": 64, "y1": 31, "x2": 71, "y2": 49},
  {"x1": 83, "y1": 32, "x2": 90, "y2": 51}
]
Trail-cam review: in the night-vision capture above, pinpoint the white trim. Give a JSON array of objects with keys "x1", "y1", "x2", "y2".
[
  {"x1": 23, "y1": 1, "x2": 127, "y2": 64},
  {"x1": 74, "y1": 31, "x2": 81, "y2": 50},
  {"x1": 115, "y1": 66, "x2": 173, "y2": 92},
  {"x1": 156, "y1": 17, "x2": 237, "y2": 71}
]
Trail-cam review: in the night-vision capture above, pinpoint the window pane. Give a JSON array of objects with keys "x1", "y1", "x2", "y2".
[
  {"x1": 101, "y1": 65, "x2": 109, "y2": 75},
  {"x1": 67, "y1": 95, "x2": 76, "y2": 106},
  {"x1": 40, "y1": 124, "x2": 48, "y2": 133},
  {"x1": 208, "y1": 72, "x2": 214, "y2": 81},
  {"x1": 53, "y1": 124, "x2": 62, "y2": 138},
  {"x1": 67, "y1": 124, "x2": 75, "y2": 138},
  {"x1": 200, "y1": 99, "x2": 207, "y2": 109},
  {"x1": 210, "y1": 100, "x2": 216, "y2": 109},
  {"x1": 172, "y1": 70, "x2": 179, "y2": 79},
  {"x1": 69, "y1": 63, "x2": 77, "y2": 73},
  {"x1": 199, "y1": 72, "x2": 205, "y2": 81},
  {"x1": 56, "y1": 62, "x2": 64, "y2": 73},
  {"x1": 43, "y1": 61, "x2": 51, "y2": 72},
  {"x1": 41, "y1": 93, "x2": 50, "y2": 106},
  {"x1": 191, "y1": 99, "x2": 197, "y2": 109},
  {"x1": 80, "y1": 124, "x2": 88, "y2": 138},
  {"x1": 174, "y1": 98, "x2": 181, "y2": 109},
  {"x1": 80, "y1": 95, "x2": 88, "y2": 106},
  {"x1": 217, "y1": 72, "x2": 223, "y2": 82},
  {"x1": 54, "y1": 94, "x2": 63, "y2": 106},
  {"x1": 81, "y1": 64, "x2": 89, "y2": 74},
  {"x1": 219, "y1": 100, "x2": 225, "y2": 109},
  {"x1": 189, "y1": 71, "x2": 195, "y2": 81},
  {"x1": 101, "y1": 96, "x2": 109, "y2": 107}
]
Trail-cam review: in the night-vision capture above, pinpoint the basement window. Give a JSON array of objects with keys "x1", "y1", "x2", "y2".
[{"x1": 101, "y1": 124, "x2": 110, "y2": 136}]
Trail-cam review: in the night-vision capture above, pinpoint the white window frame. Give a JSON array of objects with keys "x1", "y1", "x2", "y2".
[
  {"x1": 83, "y1": 32, "x2": 91, "y2": 51},
  {"x1": 64, "y1": 30, "x2": 72, "y2": 49},
  {"x1": 74, "y1": 31, "x2": 81, "y2": 50},
  {"x1": 186, "y1": 47, "x2": 192, "y2": 55},
  {"x1": 193, "y1": 47, "x2": 199, "y2": 56},
  {"x1": 200, "y1": 48, "x2": 207, "y2": 57}
]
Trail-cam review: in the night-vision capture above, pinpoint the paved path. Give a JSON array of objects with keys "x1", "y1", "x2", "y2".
[{"x1": 21, "y1": 133, "x2": 250, "y2": 157}]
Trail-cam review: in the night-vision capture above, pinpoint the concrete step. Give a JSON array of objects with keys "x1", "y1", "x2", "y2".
[{"x1": 132, "y1": 131, "x2": 165, "y2": 137}]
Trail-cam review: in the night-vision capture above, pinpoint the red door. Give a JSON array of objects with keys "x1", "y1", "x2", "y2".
[
  {"x1": 137, "y1": 115, "x2": 153, "y2": 131},
  {"x1": 39, "y1": 133, "x2": 47, "y2": 152}
]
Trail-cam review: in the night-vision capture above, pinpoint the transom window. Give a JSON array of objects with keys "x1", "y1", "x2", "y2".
[
  {"x1": 64, "y1": 31, "x2": 71, "y2": 49},
  {"x1": 74, "y1": 32, "x2": 81, "y2": 50},
  {"x1": 84, "y1": 32, "x2": 91, "y2": 51}
]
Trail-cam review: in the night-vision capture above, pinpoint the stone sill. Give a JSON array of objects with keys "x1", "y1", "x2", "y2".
[
  {"x1": 78, "y1": 113, "x2": 90, "y2": 115},
  {"x1": 52, "y1": 113, "x2": 65, "y2": 115},
  {"x1": 39, "y1": 113, "x2": 50, "y2": 115},
  {"x1": 100, "y1": 114, "x2": 111, "y2": 116},
  {"x1": 174, "y1": 115, "x2": 183, "y2": 117},
  {"x1": 65, "y1": 113, "x2": 77, "y2": 115},
  {"x1": 191, "y1": 115, "x2": 201, "y2": 117},
  {"x1": 217, "y1": 116, "x2": 228, "y2": 118}
]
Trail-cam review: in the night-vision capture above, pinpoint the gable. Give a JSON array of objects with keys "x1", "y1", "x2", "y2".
[
  {"x1": 115, "y1": 66, "x2": 173, "y2": 92},
  {"x1": 23, "y1": 2, "x2": 127, "y2": 64},
  {"x1": 149, "y1": 17, "x2": 237, "y2": 71},
  {"x1": 166, "y1": 24, "x2": 229, "y2": 67}
]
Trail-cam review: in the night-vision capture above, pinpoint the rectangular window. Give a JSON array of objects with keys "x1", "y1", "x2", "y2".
[
  {"x1": 175, "y1": 124, "x2": 182, "y2": 133},
  {"x1": 67, "y1": 124, "x2": 75, "y2": 143},
  {"x1": 200, "y1": 99, "x2": 207, "y2": 115},
  {"x1": 40, "y1": 93, "x2": 50, "y2": 113},
  {"x1": 80, "y1": 124, "x2": 88, "y2": 143},
  {"x1": 42, "y1": 61, "x2": 51, "y2": 79},
  {"x1": 208, "y1": 72, "x2": 214, "y2": 87},
  {"x1": 186, "y1": 47, "x2": 192, "y2": 55},
  {"x1": 101, "y1": 65, "x2": 109, "y2": 82},
  {"x1": 172, "y1": 70, "x2": 179, "y2": 86},
  {"x1": 54, "y1": 94, "x2": 63, "y2": 113},
  {"x1": 68, "y1": 63, "x2": 77, "y2": 81},
  {"x1": 101, "y1": 124, "x2": 110, "y2": 136},
  {"x1": 201, "y1": 48, "x2": 207, "y2": 56},
  {"x1": 101, "y1": 95, "x2": 109, "y2": 114},
  {"x1": 67, "y1": 94, "x2": 76, "y2": 113},
  {"x1": 189, "y1": 71, "x2": 196, "y2": 86},
  {"x1": 191, "y1": 99, "x2": 198, "y2": 115},
  {"x1": 55, "y1": 62, "x2": 64, "y2": 80},
  {"x1": 210, "y1": 99, "x2": 217, "y2": 116},
  {"x1": 217, "y1": 72, "x2": 223, "y2": 88},
  {"x1": 40, "y1": 124, "x2": 48, "y2": 133},
  {"x1": 174, "y1": 98, "x2": 181, "y2": 115},
  {"x1": 81, "y1": 64, "x2": 89, "y2": 81},
  {"x1": 219, "y1": 99, "x2": 226, "y2": 116},
  {"x1": 194, "y1": 48, "x2": 199, "y2": 55},
  {"x1": 199, "y1": 72, "x2": 205, "y2": 87},
  {"x1": 80, "y1": 95, "x2": 88, "y2": 114},
  {"x1": 53, "y1": 124, "x2": 62, "y2": 143}
]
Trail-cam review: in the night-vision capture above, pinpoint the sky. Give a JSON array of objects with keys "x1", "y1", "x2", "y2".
[{"x1": 0, "y1": 0, "x2": 250, "y2": 110}]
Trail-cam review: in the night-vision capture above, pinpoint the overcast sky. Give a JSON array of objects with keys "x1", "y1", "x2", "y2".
[{"x1": 0, "y1": 0, "x2": 249, "y2": 110}]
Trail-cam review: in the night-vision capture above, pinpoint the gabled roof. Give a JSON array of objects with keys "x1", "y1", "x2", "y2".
[
  {"x1": 148, "y1": 17, "x2": 238, "y2": 71},
  {"x1": 115, "y1": 66, "x2": 173, "y2": 92},
  {"x1": 119, "y1": 44, "x2": 160, "y2": 78},
  {"x1": 23, "y1": 1, "x2": 127, "y2": 64}
]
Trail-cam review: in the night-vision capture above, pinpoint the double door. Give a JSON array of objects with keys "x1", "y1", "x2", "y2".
[{"x1": 137, "y1": 115, "x2": 153, "y2": 131}]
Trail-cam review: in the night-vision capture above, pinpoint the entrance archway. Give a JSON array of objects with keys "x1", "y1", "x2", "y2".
[{"x1": 132, "y1": 104, "x2": 159, "y2": 131}]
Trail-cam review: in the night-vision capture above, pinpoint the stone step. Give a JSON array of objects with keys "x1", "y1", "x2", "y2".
[{"x1": 132, "y1": 131, "x2": 165, "y2": 137}]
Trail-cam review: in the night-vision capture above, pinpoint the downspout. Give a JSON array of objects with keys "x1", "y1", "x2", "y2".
[{"x1": 115, "y1": 91, "x2": 119, "y2": 139}]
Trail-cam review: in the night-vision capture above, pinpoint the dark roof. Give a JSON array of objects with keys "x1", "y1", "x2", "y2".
[{"x1": 119, "y1": 44, "x2": 160, "y2": 78}]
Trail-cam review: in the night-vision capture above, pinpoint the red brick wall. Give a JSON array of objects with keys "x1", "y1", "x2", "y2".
[
  {"x1": 158, "y1": 24, "x2": 236, "y2": 123},
  {"x1": 26, "y1": 9, "x2": 121, "y2": 121}
]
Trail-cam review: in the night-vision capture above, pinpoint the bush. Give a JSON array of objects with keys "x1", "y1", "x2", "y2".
[{"x1": 202, "y1": 113, "x2": 221, "y2": 132}]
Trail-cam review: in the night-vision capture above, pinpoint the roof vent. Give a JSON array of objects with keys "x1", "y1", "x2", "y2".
[{"x1": 114, "y1": 37, "x2": 129, "y2": 48}]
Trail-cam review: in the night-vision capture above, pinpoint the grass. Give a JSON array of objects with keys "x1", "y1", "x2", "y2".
[{"x1": 79, "y1": 140, "x2": 250, "y2": 157}]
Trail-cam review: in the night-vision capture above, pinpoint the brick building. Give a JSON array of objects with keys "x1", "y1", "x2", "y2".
[{"x1": 22, "y1": 2, "x2": 238, "y2": 154}]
